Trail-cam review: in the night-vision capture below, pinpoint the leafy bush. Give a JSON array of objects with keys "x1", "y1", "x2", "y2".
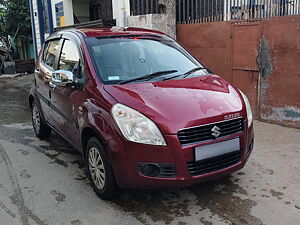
[{"x1": 0, "y1": 0, "x2": 32, "y2": 38}]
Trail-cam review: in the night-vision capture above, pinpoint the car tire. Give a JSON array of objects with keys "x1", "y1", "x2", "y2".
[
  {"x1": 31, "y1": 101, "x2": 51, "y2": 139},
  {"x1": 86, "y1": 137, "x2": 119, "y2": 200}
]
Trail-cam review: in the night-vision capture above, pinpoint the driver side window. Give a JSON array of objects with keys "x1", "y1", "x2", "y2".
[{"x1": 58, "y1": 39, "x2": 81, "y2": 78}]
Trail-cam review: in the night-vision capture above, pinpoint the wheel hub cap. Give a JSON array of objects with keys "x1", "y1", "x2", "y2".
[
  {"x1": 32, "y1": 105, "x2": 40, "y2": 133},
  {"x1": 88, "y1": 147, "x2": 105, "y2": 190}
]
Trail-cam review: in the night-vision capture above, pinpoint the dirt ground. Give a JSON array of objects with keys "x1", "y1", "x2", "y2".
[{"x1": 0, "y1": 74, "x2": 299, "y2": 225}]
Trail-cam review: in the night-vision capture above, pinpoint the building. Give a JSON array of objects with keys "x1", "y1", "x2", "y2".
[
  {"x1": 29, "y1": 0, "x2": 178, "y2": 58},
  {"x1": 29, "y1": 0, "x2": 131, "y2": 57}
]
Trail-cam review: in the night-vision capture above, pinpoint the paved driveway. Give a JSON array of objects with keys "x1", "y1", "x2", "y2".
[{"x1": 0, "y1": 75, "x2": 299, "y2": 225}]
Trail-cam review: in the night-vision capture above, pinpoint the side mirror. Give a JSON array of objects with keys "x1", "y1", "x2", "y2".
[{"x1": 50, "y1": 70, "x2": 75, "y2": 88}]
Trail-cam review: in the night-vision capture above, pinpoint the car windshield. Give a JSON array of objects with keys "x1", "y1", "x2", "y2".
[{"x1": 86, "y1": 35, "x2": 210, "y2": 84}]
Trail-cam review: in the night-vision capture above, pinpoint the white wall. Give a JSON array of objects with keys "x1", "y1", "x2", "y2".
[
  {"x1": 112, "y1": 0, "x2": 130, "y2": 26},
  {"x1": 126, "y1": 0, "x2": 176, "y2": 38},
  {"x1": 63, "y1": 0, "x2": 74, "y2": 26},
  {"x1": 32, "y1": 0, "x2": 42, "y2": 52},
  {"x1": 128, "y1": 14, "x2": 168, "y2": 32}
]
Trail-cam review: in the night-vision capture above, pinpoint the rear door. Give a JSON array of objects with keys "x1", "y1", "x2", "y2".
[
  {"x1": 35, "y1": 39, "x2": 61, "y2": 123},
  {"x1": 50, "y1": 36, "x2": 85, "y2": 149}
]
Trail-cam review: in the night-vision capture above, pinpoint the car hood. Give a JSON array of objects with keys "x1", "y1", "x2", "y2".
[{"x1": 104, "y1": 75, "x2": 244, "y2": 134}]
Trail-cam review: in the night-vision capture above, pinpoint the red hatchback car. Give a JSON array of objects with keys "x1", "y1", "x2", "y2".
[{"x1": 29, "y1": 27, "x2": 254, "y2": 200}]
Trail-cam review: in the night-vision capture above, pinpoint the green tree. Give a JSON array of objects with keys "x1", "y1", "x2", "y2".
[{"x1": 0, "y1": 0, "x2": 32, "y2": 38}]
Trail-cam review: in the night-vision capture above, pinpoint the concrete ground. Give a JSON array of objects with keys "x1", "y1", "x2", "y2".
[{"x1": 0, "y1": 74, "x2": 299, "y2": 225}]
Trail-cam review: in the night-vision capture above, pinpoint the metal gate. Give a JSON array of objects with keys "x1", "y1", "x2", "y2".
[
  {"x1": 177, "y1": 21, "x2": 261, "y2": 117},
  {"x1": 231, "y1": 22, "x2": 260, "y2": 118}
]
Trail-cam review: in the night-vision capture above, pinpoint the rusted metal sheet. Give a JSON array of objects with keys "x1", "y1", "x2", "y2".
[
  {"x1": 232, "y1": 70, "x2": 259, "y2": 118},
  {"x1": 232, "y1": 23, "x2": 260, "y2": 71},
  {"x1": 177, "y1": 22, "x2": 232, "y2": 82},
  {"x1": 259, "y1": 16, "x2": 300, "y2": 127}
]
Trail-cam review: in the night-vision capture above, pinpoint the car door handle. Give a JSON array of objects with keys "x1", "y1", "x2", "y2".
[{"x1": 49, "y1": 81, "x2": 56, "y2": 89}]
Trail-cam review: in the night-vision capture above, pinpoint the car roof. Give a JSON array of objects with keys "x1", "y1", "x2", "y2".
[{"x1": 68, "y1": 27, "x2": 167, "y2": 38}]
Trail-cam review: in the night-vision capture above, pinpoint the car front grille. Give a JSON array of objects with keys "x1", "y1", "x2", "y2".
[
  {"x1": 187, "y1": 150, "x2": 241, "y2": 176},
  {"x1": 177, "y1": 118, "x2": 244, "y2": 145}
]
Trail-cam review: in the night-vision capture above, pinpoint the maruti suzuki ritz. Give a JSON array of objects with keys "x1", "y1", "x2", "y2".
[{"x1": 29, "y1": 27, "x2": 254, "y2": 200}]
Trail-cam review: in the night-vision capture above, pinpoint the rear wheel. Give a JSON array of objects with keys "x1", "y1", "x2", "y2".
[
  {"x1": 31, "y1": 101, "x2": 51, "y2": 139},
  {"x1": 86, "y1": 137, "x2": 118, "y2": 200}
]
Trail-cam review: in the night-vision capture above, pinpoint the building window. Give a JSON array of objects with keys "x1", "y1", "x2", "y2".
[{"x1": 55, "y1": 1, "x2": 64, "y2": 27}]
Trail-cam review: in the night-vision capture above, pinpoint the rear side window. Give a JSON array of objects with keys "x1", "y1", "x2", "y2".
[
  {"x1": 44, "y1": 40, "x2": 60, "y2": 69},
  {"x1": 58, "y1": 39, "x2": 80, "y2": 77}
]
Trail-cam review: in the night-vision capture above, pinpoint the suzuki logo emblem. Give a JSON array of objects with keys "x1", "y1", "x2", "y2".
[{"x1": 211, "y1": 125, "x2": 221, "y2": 138}]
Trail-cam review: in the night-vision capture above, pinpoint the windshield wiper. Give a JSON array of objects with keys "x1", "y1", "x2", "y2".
[
  {"x1": 163, "y1": 67, "x2": 206, "y2": 81},
  {"x1": 183, "y1": 67, "x2": 206, "y2": 77},
  {"x1": 120, "y1": 70, "x2": 178, "y2": 84}
]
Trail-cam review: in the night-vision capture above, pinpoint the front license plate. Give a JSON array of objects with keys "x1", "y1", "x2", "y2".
[{"x1": 195, "y1": 138, "x2": 240, "y2": 161}]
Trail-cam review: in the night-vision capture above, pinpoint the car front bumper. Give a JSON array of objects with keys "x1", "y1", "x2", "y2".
[{"x1": 106, "y1": 122, "x2": 254, "y2": 189}]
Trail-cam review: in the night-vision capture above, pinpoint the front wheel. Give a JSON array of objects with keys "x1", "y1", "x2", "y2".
[
  {"x1": 86, "y1": 137, "x2": 119, "y2": 200},
  {"x1": 31, "y1": 101, "x2": 51, "y2": 139}
]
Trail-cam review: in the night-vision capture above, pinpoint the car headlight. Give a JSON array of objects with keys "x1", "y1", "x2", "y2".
[
  {"x1": 240, "y1": 91, "x2": 253, "y2": 127},
  {"x1": 111, "y1": 103, "x2": 167, "y2": 146}
]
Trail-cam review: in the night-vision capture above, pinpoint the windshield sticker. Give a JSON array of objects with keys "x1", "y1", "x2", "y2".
[{"x1": 108, "y1": 76, "x2": 120, "y2": 81}]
